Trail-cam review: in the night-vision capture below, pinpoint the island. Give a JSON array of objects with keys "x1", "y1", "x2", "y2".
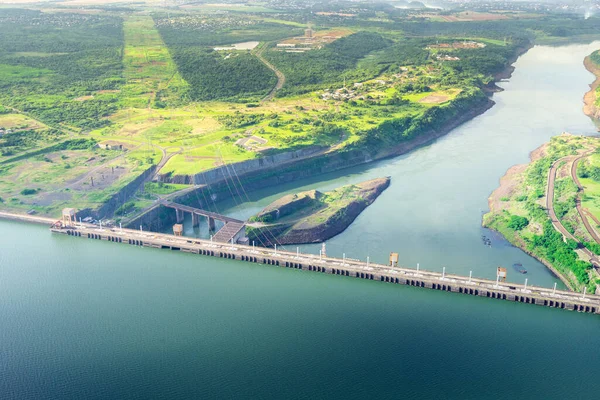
[
  {"x1": 246, "y1": 177, "x2": 390, "y2": 246},
  {"x1": 484, "y1": 134, "x2": 600, "y2": 293}
]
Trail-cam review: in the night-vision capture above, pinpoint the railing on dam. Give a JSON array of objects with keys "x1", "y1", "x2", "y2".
[{"x1": 52, "y1": 223, "x2": 600, "y2": 315}]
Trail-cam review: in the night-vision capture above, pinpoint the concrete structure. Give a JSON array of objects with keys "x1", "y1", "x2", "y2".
[
  {"x1": 498, "y1": 267, "x2": 507, "y2": 282},
  {"x1": 62, "y1": 208, "x2": 77, "y2": 228},
  {"x1": 50, "y1": 223, "x2": 600, "y2": 316},
  {"x1": 160, "y1": 200, "x2": 247, "y2": 244},
  {"x1": 173, "y1": 224, "x2": 183, "y2": 236}
]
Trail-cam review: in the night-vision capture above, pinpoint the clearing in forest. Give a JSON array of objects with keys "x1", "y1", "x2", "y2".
[{"x1": 122, "y1": 15, "x2": 188, "y2": 108}]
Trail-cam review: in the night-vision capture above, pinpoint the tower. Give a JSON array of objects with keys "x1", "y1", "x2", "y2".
[{"x1": 62, "y1": 208, "x2": 77, "y2": 228}]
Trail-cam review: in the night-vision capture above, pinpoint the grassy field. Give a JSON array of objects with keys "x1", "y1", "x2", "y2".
[{"x1": 121, "y1": 15, "x2": 189, "y2": 108}]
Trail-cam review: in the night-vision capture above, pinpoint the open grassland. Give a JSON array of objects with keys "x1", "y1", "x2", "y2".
[{"x1": 122, "y1": 15, "x2": 188, "y2": 109}]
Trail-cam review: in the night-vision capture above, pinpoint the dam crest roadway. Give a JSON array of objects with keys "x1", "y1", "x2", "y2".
[{"x1": 49, "y1": 216, "x2": 600, "y2": 316}]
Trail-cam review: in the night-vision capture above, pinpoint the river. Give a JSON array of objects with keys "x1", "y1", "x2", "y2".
[{"x1": 2, "y1": 42, "x2": 600, "y2": 399}]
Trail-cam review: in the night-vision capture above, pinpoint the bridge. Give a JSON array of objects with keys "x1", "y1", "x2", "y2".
[
  {"x1": 52, "y1": 222, "x2": 600, "y2": 316},
  {"x1": 159, "y1": 200, "x2": 246, "y2": 244}
]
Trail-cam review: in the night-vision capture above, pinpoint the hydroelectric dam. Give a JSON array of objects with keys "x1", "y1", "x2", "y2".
[{"x1": 32, "y1": 213, "x2": 599, "y2": 317}]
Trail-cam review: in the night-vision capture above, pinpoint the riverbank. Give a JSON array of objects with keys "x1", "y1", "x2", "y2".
[
  {"x1": 247, "y1": 177, "x2": 390, "y2": 245},
  {"x1": 0, "y1": 211, "x2": 56, "y2": 226},
  {"x1": 583, "y1": 53, "x2": 600, "y2": 122},
  {"x1": 153, "y1": 43, "x2": 529, "y2": 215},
  {"x1": 484, "y1": 134, "x2": 600, "y2": 293}
]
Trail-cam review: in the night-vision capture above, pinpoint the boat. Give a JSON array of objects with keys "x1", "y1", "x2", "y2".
[{"x1": 513, "y1": 263, "x2": 527, "y2": 274}]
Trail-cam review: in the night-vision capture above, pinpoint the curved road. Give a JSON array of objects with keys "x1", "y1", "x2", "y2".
[
  {"x1": 546, "y1": 153, "x2": 600, "y2": 271},
  {"x1": 571, "y1": 152, "x2": 600, "y2": 245},
  {"x1": 254, "y1": 43, "x2": 285, "y2": 102}
]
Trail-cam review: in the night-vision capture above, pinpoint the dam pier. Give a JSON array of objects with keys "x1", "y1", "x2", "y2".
[{"x1": 48, "y1": 219, "x2": 600, "y2": 316}]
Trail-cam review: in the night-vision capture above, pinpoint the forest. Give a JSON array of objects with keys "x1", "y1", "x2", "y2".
[
  {"x1": 264, "y1": 32, "x2": 391, "y2": 96},
  {"x1": 170, "y1": 49, "x2": 276, "y2": 101},
  {"x1": 0, "y1": 10, "x2": 124, "y2": 130}
]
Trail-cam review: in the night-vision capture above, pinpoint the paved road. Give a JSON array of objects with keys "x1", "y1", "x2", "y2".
[
  {"x1": 255, "y1": 43, "x2": 285, "y2": 102},
  {"x1": 546, "y1": 153, "x2": 600, "y2": 272},
  {"x1": 571, "y1": 152, "x2": 600, "y2": 245}
]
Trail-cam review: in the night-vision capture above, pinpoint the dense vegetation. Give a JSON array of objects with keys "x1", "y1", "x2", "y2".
[
  {"x1": 352, "y1": 87, "x2": 488, "y2": 151},
  {"x1": 484, "y1": 136, "x2": 599, "y2": 292},
  {"x1": 154, "y1": 15, "x2": 300, "y2": 101},
  {"x1": 154, "y1": 15, "x2": 301, "y2": 47},
  {"x1": 590, "y1": 50, "x2": 600, "y2": 66},
  {"x1": 171, "y1": 49, "x2": 276, "y2": 101},
  {"x1": 264, "y1": 32, "x2": 391, "y2": 96},
  {"x1": 0, "y1": 10, "x2": 124, "y2": 130}
]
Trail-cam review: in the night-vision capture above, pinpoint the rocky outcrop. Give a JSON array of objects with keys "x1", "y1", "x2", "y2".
[
  {"x1": 247, "y1": 177, "x2": 390, "y2": 245},
  {"x1": 583, "y1": 55, "x2": 600, "y2": 122},
  {"x1": 160, "y1": 146, "x2": 326, "y2": 185}
]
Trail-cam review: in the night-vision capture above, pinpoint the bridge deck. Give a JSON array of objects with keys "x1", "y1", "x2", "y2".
[
  {"x1": 160, "y1": 200, "x2": 243, "y2": 224},
  {"x1": 212, "y1": 222, "x2": 245, "y2": 244},
  {"x1": 52, "y1": 223, "x2": 600, "y2": 315}
]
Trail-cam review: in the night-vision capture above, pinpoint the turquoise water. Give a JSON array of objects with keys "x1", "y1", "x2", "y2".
[
  {"x1": 1, "y1": 221, "x2": 600, "y2": 399},
  {"x1": 3, "y1": 42, "x2": 600, "y2": 399}
]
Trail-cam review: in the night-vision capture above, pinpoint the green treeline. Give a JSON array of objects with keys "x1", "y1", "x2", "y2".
[
  {"x1": 0, "y1": 10, "x2": 124, "y2": 130},
  {"x1": 591, "y1": 50, "x2": 600, "y2": 66},
  {"x1": 531, "y1": 221, "x2": 592, "y2": 286},
  {"x1": 170, "y1": 50, "x2": 277, "y2": 101},
  {"x1": 154, "y1": 17, "x2": 301, "y2": 47},
  {"x1": 352, "y1": 88, "x2": 488, "y2": 151},
  {"x1": 264, "y1": 32, "x2": 391, "y2": 96},
  {"x1": 485, "y1": 137, "x2": 599, "y2": 292}
]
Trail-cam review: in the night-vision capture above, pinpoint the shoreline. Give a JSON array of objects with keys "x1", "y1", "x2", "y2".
[
  {"x1": 158, "y1": 44, "x2": 530, "y2": 207},
  {"x1": 0, "y1": 211, "x2": 56, "y2": 226},
  {"x1": 484, "y1": 142, "x2": 576, "y2": 290},
  {"x1": 583, "y1": 55, "x2": 600, "y2": 123},
  {"x1": 1, "y1": 43, "x2": 530, "y2": 222}
]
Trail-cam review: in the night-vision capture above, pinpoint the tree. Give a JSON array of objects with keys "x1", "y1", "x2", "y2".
[{"x1": 508, "y1": 215, "x2": 529, "y2": 231}]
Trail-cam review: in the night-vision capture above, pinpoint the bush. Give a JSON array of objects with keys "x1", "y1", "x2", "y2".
[
  {"x1": 507, "y1": 215, "x2": 529, "y2": 230},
  {"x1": 20, "y1": 188, "x2": 37, "y2": 195}
]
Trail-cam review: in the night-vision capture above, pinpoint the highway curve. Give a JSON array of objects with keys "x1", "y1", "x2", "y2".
[
  {"x1": 571, "y1": 152, "x2": 600, "y2": 244},
  {"x1": 546, "y1": 153, "x2": 600, "y2": 269}
]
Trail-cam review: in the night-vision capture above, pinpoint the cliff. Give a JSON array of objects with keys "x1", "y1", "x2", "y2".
[
  {"x1": 583, "y1": 53, "x2": 600, "y2": 122},
  {"x1": 247, "y1": 177, "x2": 390, "y2": 245}
]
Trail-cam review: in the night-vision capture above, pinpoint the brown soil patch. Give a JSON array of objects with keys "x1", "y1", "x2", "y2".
[
  {"x1": 488, "y1": 164, "x2": 527, "y2": 212},
  {"x1": 488, "y1": 142, "x2": 549, "y2": 213},
  {"x1": 419, "y1": 94, "x2": 450, "y2": 104},
  {"x1": 583, "y1": 56, "x2": 600, "y2": 123},
  {"x1": 74, "y1": 95, "x2": 94, "y2": 101}
]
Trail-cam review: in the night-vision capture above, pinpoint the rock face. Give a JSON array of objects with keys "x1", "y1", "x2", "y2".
[
  {"x1": 584, "y1": 55, "x2": 600, "y2": 122},
  {"x1": 247, "y1": 177, "x2": 390, "y2": 246}
]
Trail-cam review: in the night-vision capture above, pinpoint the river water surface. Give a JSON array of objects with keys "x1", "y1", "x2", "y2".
[{"x1": 2, "y1": 42, "x2": 600, "y2": 399}]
